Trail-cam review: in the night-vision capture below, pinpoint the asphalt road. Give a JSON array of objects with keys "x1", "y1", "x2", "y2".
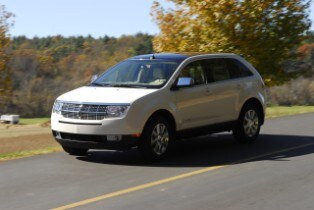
[{"x1": 1, "y1": 113, "x2": 314, "y2": 210}]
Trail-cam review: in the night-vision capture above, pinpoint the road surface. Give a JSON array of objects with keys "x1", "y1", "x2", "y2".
[{"x1": 0, "y1": 113, "x2": 314, "y2": 210}]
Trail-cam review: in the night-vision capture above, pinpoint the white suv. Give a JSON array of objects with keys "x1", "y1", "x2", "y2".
[{"x1": 51, "y1": 53, "x2": 266, "y2": 160}]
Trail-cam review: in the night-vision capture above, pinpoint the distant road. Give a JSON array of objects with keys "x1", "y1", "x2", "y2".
[{"x1": 0, "y1": 113, "x2": 313, "y2": 210}]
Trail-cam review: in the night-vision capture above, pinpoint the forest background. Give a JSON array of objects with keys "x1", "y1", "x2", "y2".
[{"x1": 0, "y1": 1, "x2": 314, "y2": 117}]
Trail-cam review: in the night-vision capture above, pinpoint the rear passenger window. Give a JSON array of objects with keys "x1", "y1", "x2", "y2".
[
  {"x1": 226, "y1": 58, "x2": 253, "y2": 79},
  {"x1": 204, "y1": 59, "x2": 230, "y2": 82}
]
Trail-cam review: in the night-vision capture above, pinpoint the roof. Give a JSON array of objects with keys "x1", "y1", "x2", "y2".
[
  {"x1": 130, "y1": 53, "x2": 189, "y2": 62},
  {"x1": 130, "y1": 52, "x2": 236, "y2": 62}
]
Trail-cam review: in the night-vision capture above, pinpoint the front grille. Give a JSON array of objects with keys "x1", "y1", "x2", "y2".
[{"x1": 61, "y1": 103, "x2": 107, "y2": 120}]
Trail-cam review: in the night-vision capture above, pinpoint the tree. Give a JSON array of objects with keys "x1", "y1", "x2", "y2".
[
  {"x1": 134, "y1": 33, "x2": 154, "y2": 55},
  {"x1": 152, "y1": 0, "x2": 311, "y2": 85},
  {"x1": 297, "y1": 42, "x2": 314, "y2": 76},
  {"x1": 0, "y1": 5, "x2": 13, "y2": 111}
]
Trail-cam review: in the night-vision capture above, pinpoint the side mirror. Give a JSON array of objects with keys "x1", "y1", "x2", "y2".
[
  {"x1": 171, "y1": 77, "x2": 194, "y2": 91},
  {"x1": 177, "y1": 77, "x2": 194, "y2": 87},
  {"x1": 90, "y1": 74, "x2": 98, "y2": 83}
]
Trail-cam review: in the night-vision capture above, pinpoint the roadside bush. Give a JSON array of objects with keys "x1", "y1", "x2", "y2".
[{"x1": 267, "y1": 77, "x2": 314, "y2": 106}]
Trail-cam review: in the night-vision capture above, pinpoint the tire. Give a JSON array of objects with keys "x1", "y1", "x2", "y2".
[
  {"x1": 233, "y1": 104, "x2": 261, "y2": 144},
  {"x1": 62, "y1": 146, "x2": 88, "y2": 156},
  {"x1": 138, "y1": 116, "x2": 173, "y2": 161}
]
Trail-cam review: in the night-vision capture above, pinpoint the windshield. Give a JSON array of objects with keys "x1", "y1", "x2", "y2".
[{"x1": 91, "y1": 59, "x2": 180, "y2": 88}]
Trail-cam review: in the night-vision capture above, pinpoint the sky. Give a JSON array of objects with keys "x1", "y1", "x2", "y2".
[{"x1": 1, "y1": 0, "x2": 314, "y2": 38}]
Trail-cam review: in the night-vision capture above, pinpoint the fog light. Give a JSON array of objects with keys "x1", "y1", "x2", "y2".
[
  {"x1": 107, "y1": 135, "x2": 122, "y2": 142},
  {"x1": 55, "y1": 132, "x2": 61, "y2": 138}
]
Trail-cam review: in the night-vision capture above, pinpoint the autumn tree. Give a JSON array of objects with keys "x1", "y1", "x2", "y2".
[
  {"x1": 0, "y1": 5, "x2": 13, "y2": 111},
  {"x1": 296, "y1": 42, "x2": 314, "y2": 76},
  {"x1": 152, "y1": 0, "x2": 311, "y2": 85}
]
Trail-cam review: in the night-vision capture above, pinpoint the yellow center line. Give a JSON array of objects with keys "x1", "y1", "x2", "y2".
[{"x1": 52, "y1": 142, "x2": 314, "y2": 210}]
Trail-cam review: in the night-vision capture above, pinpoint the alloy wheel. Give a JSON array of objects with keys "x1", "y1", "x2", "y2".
[
  {"x1": 151, "y1": 123, "x2": 169, "y2": 155},
  {"x1": 243, "y1": 110, "x2": 259, "y2": 137}
]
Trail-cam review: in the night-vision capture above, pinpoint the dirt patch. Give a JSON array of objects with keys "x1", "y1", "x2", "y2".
[
  {"x1": 40, "y1": 121, "x2": 51, "y2": 127},
  {"x1": 0, "y1": 123, "x2": 59, "y2": 159},
  {"x1": 0, "y1": 133, "x2": 59, "y2": 154},
  {"x1": 0, "y1": 124, "x2": 51, "y2": 138}
]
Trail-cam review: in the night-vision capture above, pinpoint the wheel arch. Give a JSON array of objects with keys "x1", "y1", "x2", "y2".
[
  {"x1": 240, "y1": 98, "x2": 265, "y2": 125},
  {"x1": 143, "y1": 109, "x2": 176, "y2": 133}
]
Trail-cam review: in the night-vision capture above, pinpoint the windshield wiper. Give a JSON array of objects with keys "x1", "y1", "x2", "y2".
[
  {"x1": 90, "y1": 83, "x2": 114, "y2": 87},
  {"x1": 90, "y1": 83, "x2": 147, "y2": 88},
  {"x1": 111, "y1": 84, "x2": 147, "y2": 88},
  {"x1": 90, "y1": 82, "x2": 103, "y2": 86}
]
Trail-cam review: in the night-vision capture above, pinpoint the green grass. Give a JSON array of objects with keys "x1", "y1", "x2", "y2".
[
  {"x1": 19, "y1": 117, "x2": 50, "y2": 125},
  {"x1": 266, "y1": 106, "x2": 314, "y2": 118},
  {"x1": 0, "y1": 146, "x2": 62, "y2": 161}
]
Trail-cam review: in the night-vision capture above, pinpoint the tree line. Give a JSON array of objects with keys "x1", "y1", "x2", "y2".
[
  {"x1": 2, "y1": 34, "x2": 153, "y2": 117},
  {"x1": 1, "y1": 33, "x2": 313, "y2": 117}
]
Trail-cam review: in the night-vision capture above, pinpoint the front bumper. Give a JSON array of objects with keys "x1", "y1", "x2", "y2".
[
  {"x1": 51, "y1": 112, "x2": 143, "y2": 135},
  {"x1": 52, "y1": 130, "x2": 140, "y2": 150}
]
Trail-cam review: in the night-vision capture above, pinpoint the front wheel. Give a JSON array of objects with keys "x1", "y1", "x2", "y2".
[
  {"x1": 62, "y1": 146, "x2": 88, "y2": 156},
  {"x1": 233, "y1": 105, "x2": 261, "y2": 144},
  {"x1": 138, "y1": 116, "x2": 173, "y2": 161}
]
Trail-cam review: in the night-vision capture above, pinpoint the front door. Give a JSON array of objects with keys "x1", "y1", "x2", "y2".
[{"x1": 174, "y1": 60, "x2": 208, "y2": 130}]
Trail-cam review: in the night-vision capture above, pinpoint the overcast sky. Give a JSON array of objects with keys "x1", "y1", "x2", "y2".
[{"x1": 1, "y1": 0, "x2": 314, "y2": 38}]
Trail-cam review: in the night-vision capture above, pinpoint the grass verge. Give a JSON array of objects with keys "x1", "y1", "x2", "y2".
[
  {"x1": 0, "y1": 146, "x2": 62, "y2": 162},
  {"x1": 19, "y1": 118, "x2": 50, "y2": 125},
  {"x1": 266, "y1": 106, "x2": 314, "y2": 118}
]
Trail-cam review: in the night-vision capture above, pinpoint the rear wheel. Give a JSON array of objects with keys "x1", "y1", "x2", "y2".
[
  {"x1": 62, "y1": 146, "x2": 88, "y2": 156},
  {"x1": 233, "y1": 104, "x2": 261, "y2": 143},
  {"x1": 138, "y1": 116, "x2": 173, "y2": 161}
]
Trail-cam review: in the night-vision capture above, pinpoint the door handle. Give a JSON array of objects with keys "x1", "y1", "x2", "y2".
[{"x1": 236, "y1": 84, "x2": 242, "y2": 89}]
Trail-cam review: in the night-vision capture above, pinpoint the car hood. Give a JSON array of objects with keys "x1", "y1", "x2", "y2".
[{"x1": 57, "y1": 86, "x2": 158, "y2": 104}]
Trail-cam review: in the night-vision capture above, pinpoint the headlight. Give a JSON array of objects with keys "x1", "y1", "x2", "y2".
[
  {"x1": 52, "y1": 100, "x2": 63, "y2": 114},
  {"x1": 106, "y1": 105, "x2": 130, "y2": 118}
]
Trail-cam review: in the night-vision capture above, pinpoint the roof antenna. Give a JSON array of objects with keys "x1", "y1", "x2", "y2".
[{"x1": 150, "y1": 53, "x2": 156, "y2": 60}]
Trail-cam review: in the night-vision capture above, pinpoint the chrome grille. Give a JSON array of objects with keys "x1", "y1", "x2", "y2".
[{"x1": 61, "y1": 103, "x2": 107, "y2": 120}]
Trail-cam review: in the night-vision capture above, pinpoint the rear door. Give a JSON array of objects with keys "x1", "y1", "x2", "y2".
[
  {"x1": 224, "y1": 58, "x2": 255, "y2": 117},
  {"x1": 202, "y1": 58, "x2": 239, "y2": 124}
]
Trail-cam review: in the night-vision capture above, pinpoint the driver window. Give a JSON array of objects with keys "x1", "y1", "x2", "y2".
[{"x1": 179, "y1": 61, "x2": 206, "y2": 86}]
